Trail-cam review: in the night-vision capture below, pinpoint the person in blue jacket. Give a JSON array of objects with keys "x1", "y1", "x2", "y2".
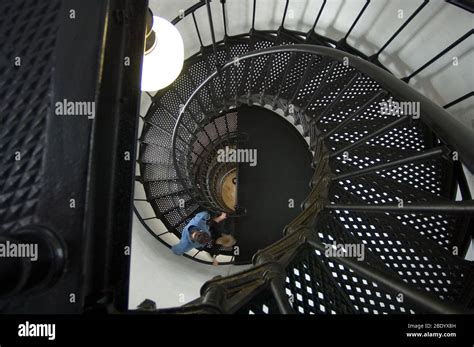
[{"x1": 171, "y1": 211, "x2": 227, "y2": 256}]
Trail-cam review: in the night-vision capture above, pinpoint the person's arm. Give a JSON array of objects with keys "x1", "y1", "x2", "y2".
[
  {"x1": 212, "y1": 255, "x2": 219, "y2": 267},
  {"x1": 194, "y1": 211, "x2": 210, "y2": 223},
  {"x1": 171, "y1": 227, "x2": 194, "y2": 255},
  {"x1": 204, "y1": 239, "x2": 220, "y2": 266},
  {"x1": 171, "y1": 239, "x2": 188, "y2": 255},
  {"x1": 213, "y1": 212, "x2": 227, "y2": 223},
  {"x1": 206, "y1": 241, "x2": 220, "y2": 266}
]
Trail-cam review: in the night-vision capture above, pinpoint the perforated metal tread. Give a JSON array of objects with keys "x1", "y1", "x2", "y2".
[
  {"x1": 285, "y1": 246, "x2": 357, "y2": 314},
  {"x1": 320, "y1": 209, "x2": 474, "y2": 306},
  {"x1": 140, "y1": 106, "x2": 239, "y2": 237}
]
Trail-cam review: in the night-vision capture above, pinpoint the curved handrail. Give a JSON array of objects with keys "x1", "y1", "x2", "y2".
[
  {"x1": 170, "y1": 1, "x2": 206, "y2": 26},
  {"x1": 172, "y1": 44, "x2": 474, "y2": 175}
]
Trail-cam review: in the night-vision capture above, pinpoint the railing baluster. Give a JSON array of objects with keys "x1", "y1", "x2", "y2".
[
  {"x1": 344, "y1": 0, "x2": 371, "y2": 41},
  {"x1": 453, "y1": 161, "x2": 472, "y2": 200},
  {"x1": 192, "y1": 12, "x2": 204, "y2": 49},
  {"x1": 281, "y1": 0, "x2": 290, "y2": 28},
  {"x1": 192, "y1": 250, "x2": 203, "y2": 259},
  {"x1": 372, "y1": 0, "x2": 429, "y2": 59},
  {"x1": 443, "y1": 91, "x2": 474, "y2": 109},
  {"x1": 221, "y1": 0, "x2": 228, "y2": 38},
  {"x1": 205, "y1": 0, "x2": 227, "y2": 103},
  {"x1": 402, "y1": 29, "x2": 473, "y2": 83},
  {"x1": 206, "y1": 0, "x2": 221, "y2": 68},
  {"x1": 310, "y1": 0, "x2": 327, "y2": 33},
  {"x1": 252, "y1": 0, "x2": 257, "y2": 31}
]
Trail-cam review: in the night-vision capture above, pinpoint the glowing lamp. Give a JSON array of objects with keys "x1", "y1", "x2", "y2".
[{"x1": 141, "y1": 11, "x2": 184, "y2": 91}]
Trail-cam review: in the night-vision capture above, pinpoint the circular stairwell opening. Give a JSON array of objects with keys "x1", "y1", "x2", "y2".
[
  {"x1": 136, "y1": 103, "x2": 314, "y2": 264},
  {"x1": 218, "y1": 168, "x2": 237, "y2": 212},
  {"x1": 230, "y1": 105, "x2": 313, "y2": 264}
]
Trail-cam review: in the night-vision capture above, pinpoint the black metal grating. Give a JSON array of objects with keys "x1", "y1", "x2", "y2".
[
  {"x1": 227, "y1": 43, "x2": 250, "y2": 98},
  {"x1": 307, "y1": 71, "x2": 359, "y2": 112},
  {"x1": 326, "y1": 188, "x2": 473, "y2": 303},
  {"x1": 236, "y1": 289, "x2": 280, "y2": 314},
  {"x1": 319, "y1": 92, "x2": 387, "y2": 134},
  {"x1": 0, "y1": 0, "x2": 61, "y2": 233},
  {"x1": 313, "y1": 212, "x2": 418, "y2": 314},
  {"x1": 285, "y1": 247, "x2": 356, "y2": 314}
]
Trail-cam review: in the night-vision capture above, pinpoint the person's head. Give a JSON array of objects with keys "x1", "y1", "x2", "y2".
[{"x1": 190, "y1": 230, "x2": 211, "y2": 245}]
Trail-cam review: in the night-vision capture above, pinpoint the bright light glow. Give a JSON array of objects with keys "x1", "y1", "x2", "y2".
[{"x1": 141, "y1": 16, "x2": 184, "y2": 91}]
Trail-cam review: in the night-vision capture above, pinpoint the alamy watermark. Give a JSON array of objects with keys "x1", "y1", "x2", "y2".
[
  {"x1": 18, "y1": 321, "x2": 55, "y2": 341},
  {"x1": 55, "y1": 98, "x2": 95, "y2": 119},
  {"x1": 324, "y1": 242, "x2": 365, "y2": 261},
  {"x1": 380, "y1": 100, "x2": 420, "y2": 119},
  {"x1": 0, "y1": 240, "x2": 38, "y2": 261},
  {"x1": 216, "y1": 146, "x2": 257, "y2": 167}
]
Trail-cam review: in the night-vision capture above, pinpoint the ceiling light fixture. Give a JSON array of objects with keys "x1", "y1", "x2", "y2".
[{"x1": 141, "y1": 10, "x2": 184, "y2": 92}]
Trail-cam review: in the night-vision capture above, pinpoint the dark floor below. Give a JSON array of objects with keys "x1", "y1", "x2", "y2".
[{"x1": 233, "y1": 105, "x2": 313, "y2": 264}]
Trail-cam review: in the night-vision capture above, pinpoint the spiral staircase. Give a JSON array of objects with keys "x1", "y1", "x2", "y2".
[{"x1": 133, "y1": 0, "x2": 474, "y2": 314}]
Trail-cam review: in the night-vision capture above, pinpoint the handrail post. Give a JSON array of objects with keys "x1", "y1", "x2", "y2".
[
  {"x1": 370, "y1": 0, "x2": 429, "y2": 59},
  {"x1": 402, "y1": 30, "x2": 473, "y2": 83},
  {"x1": 310, "y1": 0, "x2": 326, "y2": 33},
  {"x1": 255, "y1": 255, "x2": 296, "y2": 314},
  {"x1": 206, "y1": 0, "x2": 221, "y2": 70},
  {"x1": 341, "y1": 0, "x2": 370, "y2": 42}
]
